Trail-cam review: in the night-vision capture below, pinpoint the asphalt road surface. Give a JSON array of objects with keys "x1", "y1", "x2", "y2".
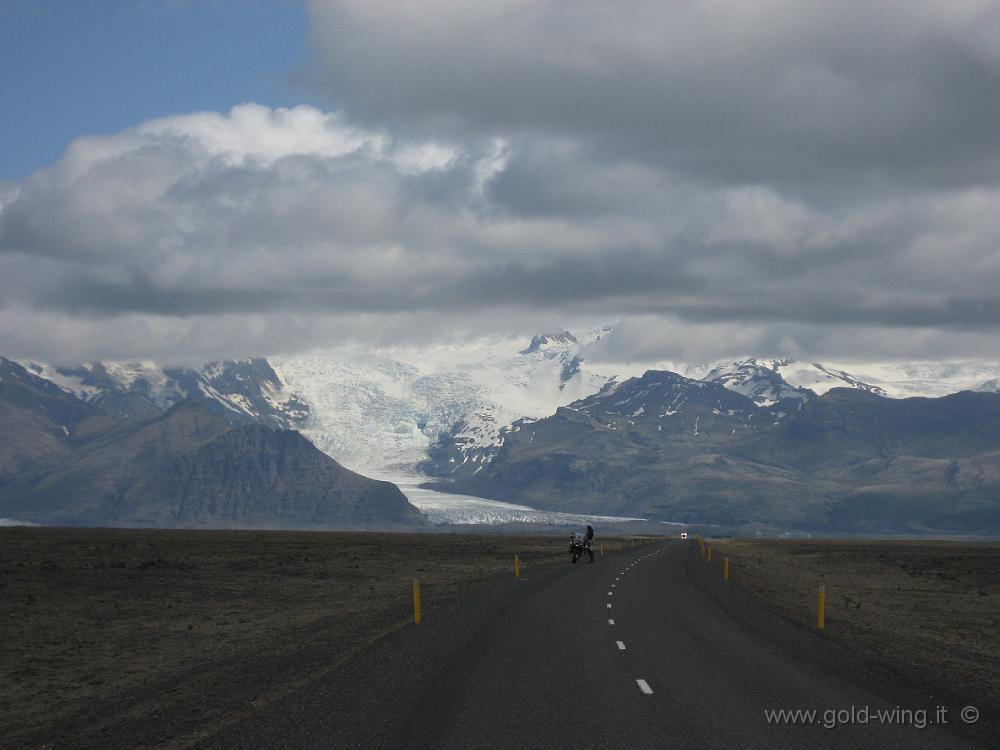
[{"x1": 203, "y1": 541, "x2": 986, "y2": 749}]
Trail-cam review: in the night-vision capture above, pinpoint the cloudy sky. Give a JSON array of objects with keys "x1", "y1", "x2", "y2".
[{"x1": 2, "y1": 0, "x2": 999, "y2": 365}]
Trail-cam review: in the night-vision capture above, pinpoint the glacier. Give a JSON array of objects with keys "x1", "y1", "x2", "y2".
[
  {"x1": 271, "y1": 329, "x2": 618, "y2": 476},
  {"x1": 394, "y1": 479, "x2": 644, "y2": 526}
]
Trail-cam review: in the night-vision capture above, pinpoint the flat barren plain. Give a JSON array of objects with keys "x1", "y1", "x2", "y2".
[
  {"x1": 1, "y1": 527, "x2": 618, "y2": 749},
  {"x1": 705, "y1": 538, "x2": 1000, "y2": 721},
  {"x1": 5, "y1": 530, "x2": 996, "y2": 748}
]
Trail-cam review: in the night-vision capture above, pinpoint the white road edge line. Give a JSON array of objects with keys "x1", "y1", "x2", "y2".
[
  {"x1": 616, "y1": 641, "x2": 626, "y2": 650},
  {"x1": 636, "y1": 679, "x2": 653, "y2": 694}
]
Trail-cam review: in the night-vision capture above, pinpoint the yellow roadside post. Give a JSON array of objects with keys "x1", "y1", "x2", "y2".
[
  {"x1": 723, "y1": 557, "x2": 730, "y2": 581},
  {"x1": 600, "y1": 543, "x2": 605, "y2": 557},
  {"x1": 707, "y1": 545, "x2": 712, "y2": 563},
  {"x1": 817, "y1": 585, "x2": 826, "y2": 630},
  {"x1": 514, "y1": 555, "x2": 520, "y2": 578},
  {"x1": 412, "y1": 578, "x2": 422, "y2": 625}
]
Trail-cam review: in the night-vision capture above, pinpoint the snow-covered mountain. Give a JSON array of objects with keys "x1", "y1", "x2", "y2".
[
  {"x1": 684, "y1": 358, "x2": 1000, "y2": 400},
  {"x1": 15, "y1": 333, "x2": 1000, "y2": 482},
  {"x1": 416, "y1": 352, "x2": 1000, "y2": 480},
  {"x1": 18, "y1": 358, "x2": 308, "y2": 429},
  {"x1": 453, "y1": 366, "x2": 1000, "y2": 534},
  {"x1": 696, "y1": 359, "x2": 815, "y2": 407},
  {"x1": 802, "y1": 361, "x2": 1000, "y2": 399},
  {"x1": 271, "y1": 328, "x2": 617, "y2": 476},
  {"x1": 16, "y1": 334, "x2": 621, "y2": 478}
]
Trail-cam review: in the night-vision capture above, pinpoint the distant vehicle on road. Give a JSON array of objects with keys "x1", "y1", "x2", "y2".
[{"x1": 680, "y1": 532, "x2": 688, "y2": 540}]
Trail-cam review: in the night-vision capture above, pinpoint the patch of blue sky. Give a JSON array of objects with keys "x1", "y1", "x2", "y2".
[{"x1": 1, "y1": 0, "x2": 314, "y2": 180}]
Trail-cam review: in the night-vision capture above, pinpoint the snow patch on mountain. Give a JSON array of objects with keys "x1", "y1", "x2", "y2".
[
  {"x1": 681, "y1": 358, "x2": 1000, "y2": 400},
  {"x1": 699, "y1": 358, "x2": 814, "y2": 406},
  {"x1": 814, "y1": 361, "x2": 1000, "y2": 399},
  {"x1": 18, "y1": 358, "x2": 308, "y2": 428},
  {"x1": 771, "y1": 361, "x2": 888, "y2": 396},
  {"x1": 521, "y1": 331, "x2": 578, "y2": 355}
]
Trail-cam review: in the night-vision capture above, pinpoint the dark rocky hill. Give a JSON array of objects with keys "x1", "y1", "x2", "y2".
[
  {"x1": 0, "y1": 360, "x2": 424, "y2": 529},
  {"x1": 0, "y1": 357, "x2": 110, "y2": 485},
  {"x1": 450, "y1": 370, "x2": 1000, "y2": 534}
]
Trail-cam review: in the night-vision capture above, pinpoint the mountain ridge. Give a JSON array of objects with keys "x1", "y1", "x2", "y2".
[
  {"x1": 0, "y1": 359, "x2": 424, "y2": 530},
  {"x1": 444, "y1": 370, "x2": 1000, "y2": 534},
  {"x1": 19, "y1": 358, "x2": 309, "y2": 429},
  {"x1": 13, "y1": 333, "x2": 1000, "y2": 484}
]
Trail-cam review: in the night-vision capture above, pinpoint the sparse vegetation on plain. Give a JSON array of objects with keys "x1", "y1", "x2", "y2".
[
  {"x1": 705, "y1": 539, "x2": 1000, "y2": 711},
  {"x1": 0, "y1": 527, "x2": 622, "y2": 749}
]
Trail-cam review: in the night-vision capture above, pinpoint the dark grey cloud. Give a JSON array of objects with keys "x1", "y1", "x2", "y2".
[{"x1": 306, "y1": 0, "x2": 1000, "y2": 193}]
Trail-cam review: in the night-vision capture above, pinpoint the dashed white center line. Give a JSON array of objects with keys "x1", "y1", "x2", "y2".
[
  {"x1": 616, "y1": 641, "x2": 626, "y2": 650},
  {"x1": 608, "y1": 591, "x2": 613, "y2": 596},
  {"x1": 608, "y1": 619, "x2": 615, "y2": 625},
  {"x1": 607, "y1": 603, "x2": 612, "y2": 609},
  {"x1": 636, "y1": 679, "x2": 653, "y2": 695}
]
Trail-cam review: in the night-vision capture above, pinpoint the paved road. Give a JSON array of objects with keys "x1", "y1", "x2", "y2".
[{"x1": 203, "y1": 541, "x2": 985, "y2": 749}]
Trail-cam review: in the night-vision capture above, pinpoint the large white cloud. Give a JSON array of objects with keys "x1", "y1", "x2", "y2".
[{"x1": 2, "y1": 1, "x2": 1000, "y2": 364}]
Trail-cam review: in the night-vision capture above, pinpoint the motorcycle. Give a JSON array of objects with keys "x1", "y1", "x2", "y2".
[{"x1": 570, "y1": 538, "x2": 594, "y2": 563}]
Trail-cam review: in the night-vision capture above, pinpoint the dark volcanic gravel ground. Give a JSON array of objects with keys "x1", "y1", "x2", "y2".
[{"x1": 1, "y1": 527, "x2": 623, "y2": 749}]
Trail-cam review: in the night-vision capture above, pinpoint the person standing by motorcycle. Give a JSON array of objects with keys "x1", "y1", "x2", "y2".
[{"x1": 584, "y1": 524, "x2": 595, "y2": 562}]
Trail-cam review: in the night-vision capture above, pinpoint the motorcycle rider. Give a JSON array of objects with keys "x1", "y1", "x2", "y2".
[{"x1": 570, "y1": 527, "x2": 595, "y2": 563}]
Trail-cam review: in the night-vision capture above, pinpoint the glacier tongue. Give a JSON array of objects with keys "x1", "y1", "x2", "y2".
[
  {"x1": 393, "y1": 479, "x2": 644, "y2": 525},
  {"x1": 271, "y1": 331, "x2": 618, "y2": 476},
  {"x1": 269, "y1": 351, "x2": 483, "y2": 474}
]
